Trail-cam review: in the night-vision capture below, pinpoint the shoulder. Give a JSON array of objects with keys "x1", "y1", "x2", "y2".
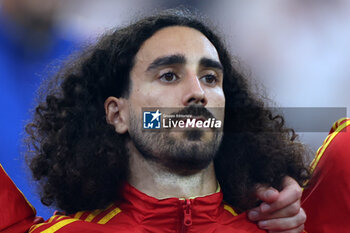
[
  {"x1": 29, "y1": 215, "x2": 81, "y2": 233},
  {"x1": 69, "y1": 204, "x2": 122, "y2": 224},
  {"x1": 309, "y1": 117, "x2": 350, "y2": 174},
  {"x1": 29, "y1": 215, "x2": 78, "y2": 233},
  {"x1": 29, "y1": 204, "x2": 123, "y2": 233}
]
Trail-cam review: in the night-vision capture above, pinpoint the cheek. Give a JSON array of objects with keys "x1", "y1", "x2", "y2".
[
  {"x1": 205, "y1": 89, "x2": 225, "y2": 122},
  {"x1": 207, "y1": 88, "x2": 225, "y2": 107},
  {"x1": 130, "y1": 84, "x2": 173, "y2": 107}
]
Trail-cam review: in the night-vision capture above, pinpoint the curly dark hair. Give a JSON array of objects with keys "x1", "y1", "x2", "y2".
[{"x1": 25, "y1": 9, "x2": 309, "y2": 214}]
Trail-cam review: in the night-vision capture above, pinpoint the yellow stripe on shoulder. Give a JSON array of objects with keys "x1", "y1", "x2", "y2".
[
  {"x1": 73, "y1": 211, "x2": 84, "y2": 219},
  {"x1": 223, "y1": 204, "x2": 238, "y2": 216},
  {"x1": 97, "y1": 207, "x2": 122, "y2": 224},
  {"x1": 332, "y1": 117, "x2": 349, "y2": 132},
  {"x1": 29, "y1": 216, "x2": 57, "y2": 233},
  {"x1": 309, "y1": 118, "x2": 350, "y2": 174},
  {"x1": 85, "y1": 209, "x2": 104, "y2": 222},
  {"x1": 40, "y1": 218, "x2": 79, "y2": 233},
  {"x1": 29, "y1": 215, "x2": 80, "y2": 233},
  {"x1": 47, "y1": 215, "x2": 59, "y2": 223}
]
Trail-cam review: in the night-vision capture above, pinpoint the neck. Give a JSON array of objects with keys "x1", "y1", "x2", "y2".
[{"x1": 127, "y1": 141, "x2": 218, "y2": 199}]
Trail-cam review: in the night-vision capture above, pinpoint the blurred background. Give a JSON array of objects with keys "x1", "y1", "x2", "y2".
[{"x1": 1, "y1": 0, "x2": 349, "y2": 219}]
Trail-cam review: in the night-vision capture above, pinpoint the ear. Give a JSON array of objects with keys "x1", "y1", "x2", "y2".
[{"x1": 104, "y1": 96, "x2": 128, "y2": 134}]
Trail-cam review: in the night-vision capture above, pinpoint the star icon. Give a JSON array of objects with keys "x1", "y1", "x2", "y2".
[{"x1": 151, "y1": 110, "x2": 161, "y2": 122}]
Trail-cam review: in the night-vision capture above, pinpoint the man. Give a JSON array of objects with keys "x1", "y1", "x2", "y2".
[{"x1": 1, "y1": 10, "x2": 309, "y2": 232}]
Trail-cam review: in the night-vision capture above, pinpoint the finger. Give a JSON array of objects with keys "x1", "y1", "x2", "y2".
[
  {"x1": 260, "y1": 177, "x2": 302, "y2": 213},
  {"x1": 255, "y1": 185, "x2": 279, "y2": 203},
  {"x1": 248, "y1": 200, "x2": 301, "y2": 221},
  {"x1": 269, "y1": 224, "x2": 304, "y2": 233},
  {"x1": 257, "y1": 208, "x2": 306, "y2": 231},
  {"x1": 247, "y1": 206, "x2": 261, "y2": 221}
]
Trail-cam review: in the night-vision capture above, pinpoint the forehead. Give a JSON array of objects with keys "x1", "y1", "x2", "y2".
[{"x1": 134, "y1": 26, "x2": 220, "y2": 64}]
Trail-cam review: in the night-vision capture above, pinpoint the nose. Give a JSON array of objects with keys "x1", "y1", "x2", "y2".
[{"x1": 182, "y1": 75, "x2": 208, "y2": 106}]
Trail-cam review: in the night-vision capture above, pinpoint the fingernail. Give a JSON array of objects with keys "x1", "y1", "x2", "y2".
[
  {"x1": 265, "y1": 189, "x2": 277, "y2": 199},
  {"x1": 258, "y1": 220, "x2": 268, "y2": 229},
  {"x1": 261, "y1": 203, "x2": 270, "y2": 212},
  {"x1": 248, "y1": 210, "x2": 259, "y2": 220}
]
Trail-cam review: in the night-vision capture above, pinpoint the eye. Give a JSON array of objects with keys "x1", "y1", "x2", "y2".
[
  {"x1": 200, "y1": 74, "x2": 218, "y2": 86},
  {"x1": 159, "y1": 72, "x2": 179, "y2": 83}
]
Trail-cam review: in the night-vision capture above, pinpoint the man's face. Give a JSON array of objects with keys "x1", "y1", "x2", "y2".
[{"x1": 125, "y1": 26, "x2": 225, "y2": 173}]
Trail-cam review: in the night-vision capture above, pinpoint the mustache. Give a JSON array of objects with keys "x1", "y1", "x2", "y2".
[{"x1": 170, "y1": 105, "x2": 215, "y2": 120}]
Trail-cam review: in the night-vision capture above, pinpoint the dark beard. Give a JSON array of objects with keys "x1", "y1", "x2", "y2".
[
  {"x1": 130, "y1": 130, "x2": 222, "y2": 175},
  {"x1": 128, "y1": 106, "x2": 223, "y2": 175}
]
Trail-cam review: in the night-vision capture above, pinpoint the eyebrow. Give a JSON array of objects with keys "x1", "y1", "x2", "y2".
[
  {"x1": 145, "y1": 54, "x2": 223, "y2": 72},
  {"x1": 199, "y1": 57, "x2": 223, "y2": 71},
  {"x1": 146, "y1": 54, "x2": 186, "y2": 71}
]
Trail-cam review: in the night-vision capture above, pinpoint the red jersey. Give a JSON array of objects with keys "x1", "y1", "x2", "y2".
[
  {"x1": 0, "y1": 164, "x2": 37, "y2": 233},
  {"x1": 302, "y1": 118, "x2": 350, "y2": 232},
  {"x1": 29, "y1": 183, "x2": 265, "y2": 233}
]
